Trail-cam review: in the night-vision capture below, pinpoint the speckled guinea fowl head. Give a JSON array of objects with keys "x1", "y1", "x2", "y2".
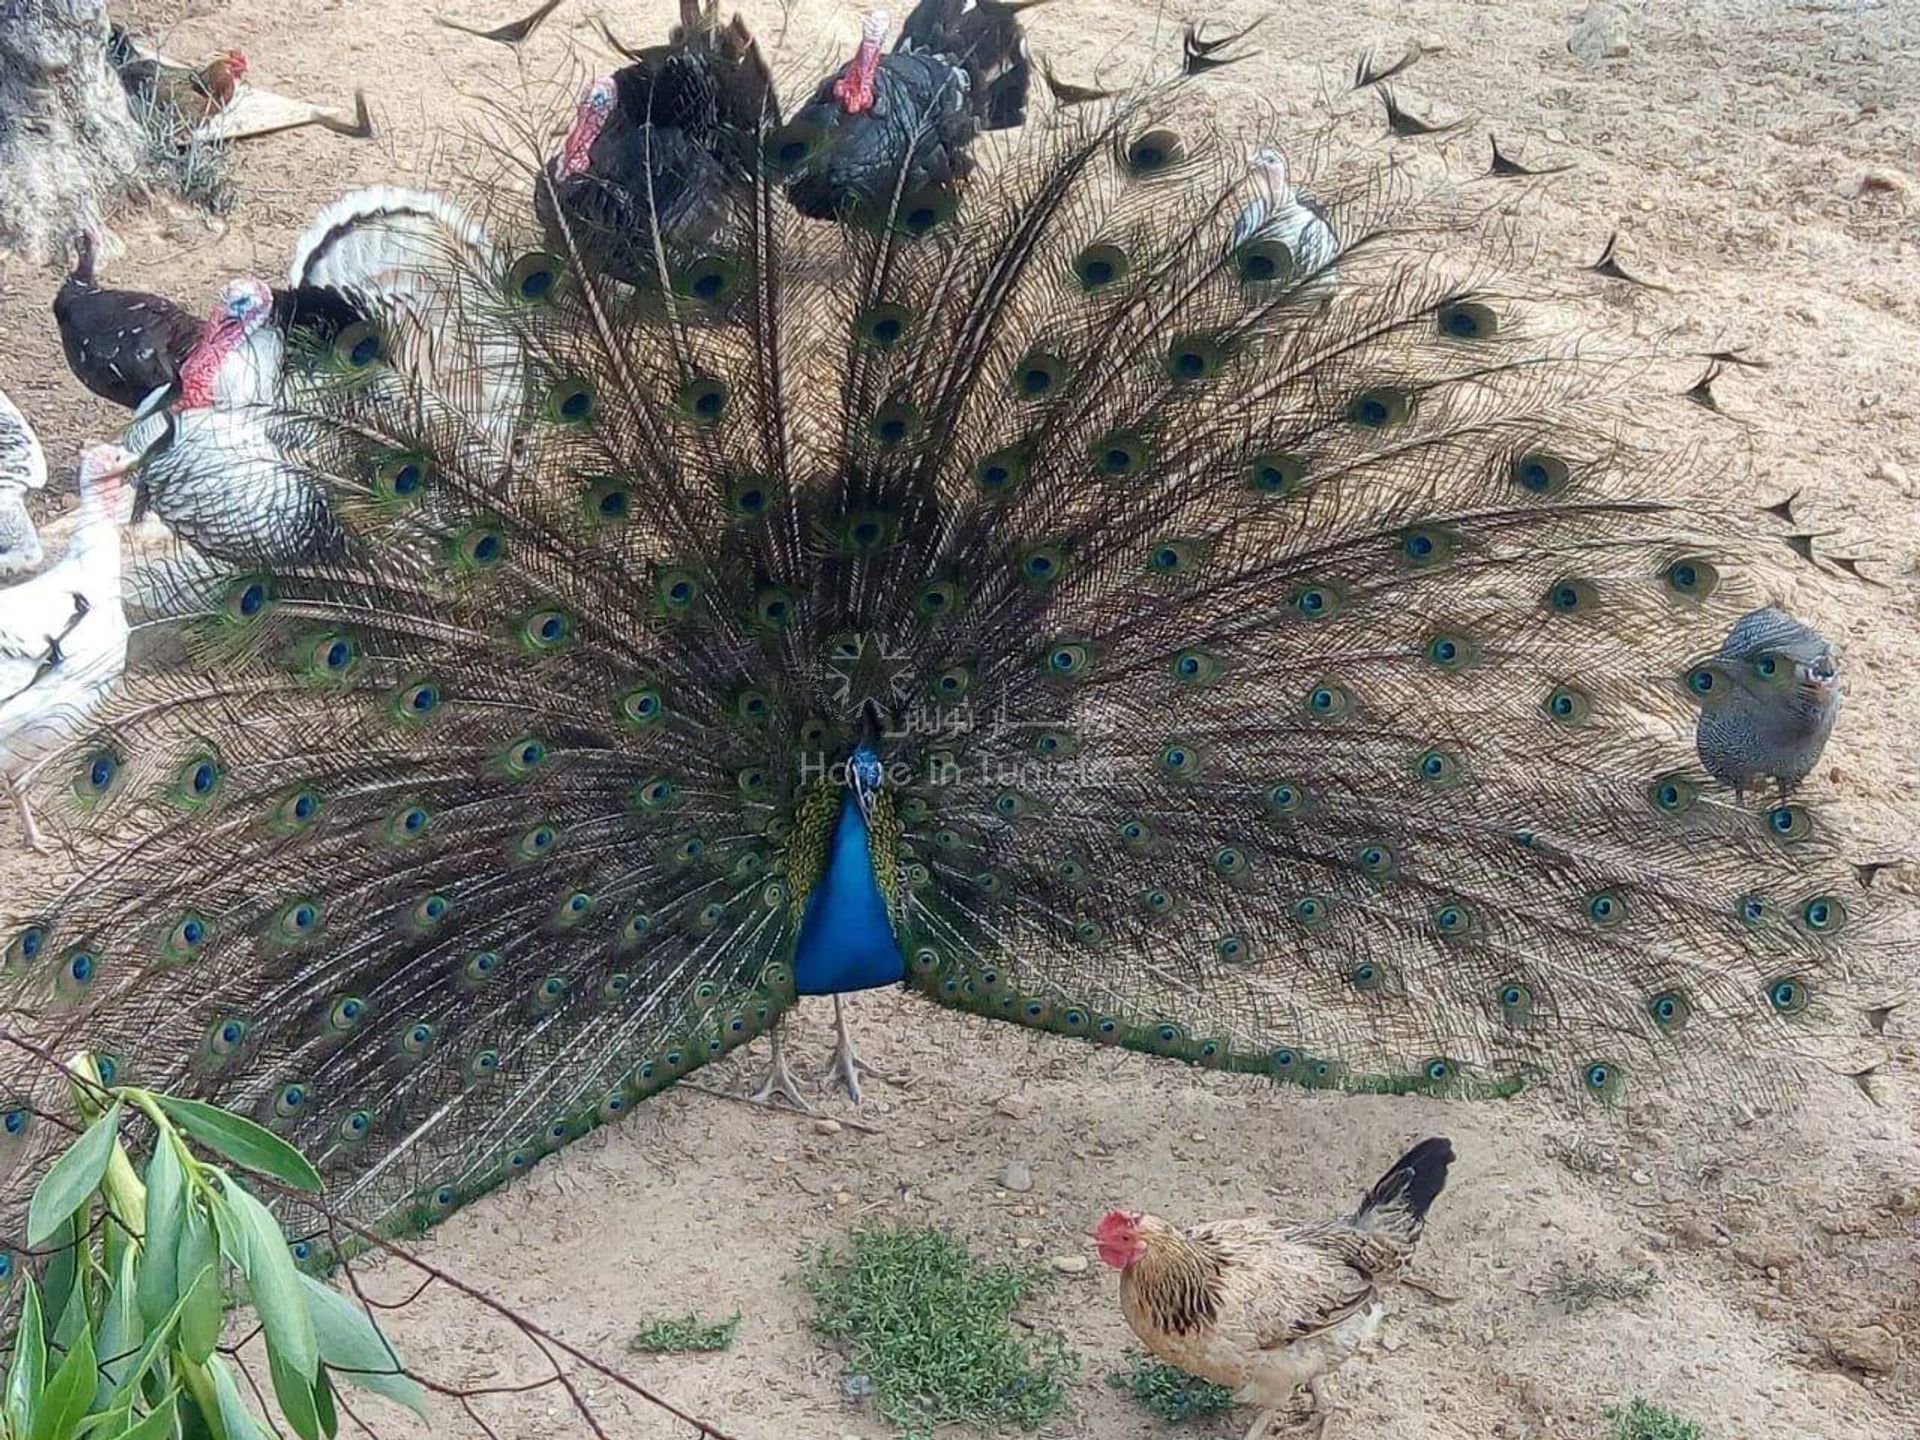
[{"x1": 1692, "y1": 606, "x2": 1840, "y2": 722}]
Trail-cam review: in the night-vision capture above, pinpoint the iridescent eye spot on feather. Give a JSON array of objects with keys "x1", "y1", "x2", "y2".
[
  {"x1": 306, "y1": 633, "x2": 356, "y2": 682},
  {"x1": 1012, "y1": 350, "x2": 1069, "y2": 399},
  {"x1": 1356, "y1": 843, "x2": 1397, "y2": 880},
  {"x1": 1511, "y1": 451, "x2": 1572, "y2": 496},
  {"x1": 855, "y1": 301, "x2": 914, "y2": 350},
  {"x1": 391, "y1": 680, "x2": 442, "y2": 724},
  {"x1": 333, "y1": 320, "x2": 386, "y2": 372},
  {"x1": 1798, "y1": 894, "x2": 1846, "y2": 934},
  {"x1": 1648, "y1": 773, "x2": 1699, "y2": 814},
  {"x1": 1433, "y1": 902, "x2": 1477, "y2": 939},
  {"x1": 870, "y1": 400, "x2": 920, "y2": 447},
  {"x1": 628, "y1": 775, "x2": 675, "y2": 813},
  {"x1": 202, "y1": 1016, "x2": 248, "y2": 1062},
  {"x1": 272, "y1": 786, "x2": 322, "y2": 833},
  {"x1": 411, "y1": 894, "x2": 452, "y2": 931},
  {"x1": 465, "y1": 1050, "x2": 499, "y2": 1084},
  {"x1": 1073, "y1": 242, "x2": 1128, "y2": 291},
  {"x1": 520, "y1": 609, "x2": 573, "y2": 651},
  {"x1": 1246, "y1": 451, "x2": 1308, "y2": 498},
  {"x1": 1264, "y1": 779, "x2": 1308, "y2": 815},
  {"x1": 1581, "y1": 1060, "x2": 1624, "y2": 1102},
  {"x1": 272, "y1": 899, "x2": 322, "y2": 946},
  {"x1": 375, "y1": 454, "x2": 428, "y2": 504},
  {"x1": 619, "y1": 685, "x2": 666, "y2": 728},
  {"x1": 162, "y1": 913, "x2": 211, "y2": 962},
  {"x1": 726, "y1": 472, "x2": 775, "y2": 518},
  {"x1": 1545, "y1": 578, "x2": 1597, "y2": 615},
  {"x1": 933, "y1": 664, "x2": 973, "y2": 700},
  {"x1": 915, "y1": 577, "x2": 963, "y2": 618},
  {"x1": 842, "y1": 509, "x2": 899, "y2": 552},
  {"x1": 679, "y1": 376, "x2": 729, "y2": 425},
  {"x1": 555, "y1": 892, "x2": 595, "y2": 928},
  {"x1": 1766, "y1": 976, "x2": 1809, "y2": 1015},
  {"x1": 1212, "y1": 846, "x2": 1249, "y2": 878},
  {"x1": 173, "y1": 751, "x2": 224, "y2": 809},
  {"x1": 75, "y1": 748, "x2": 120, "y2": 801},
  {"x1": 653, "y1": 567, "x2": 704, "y2": 616},
  {"x1": 583, "y1": 478, "x2": 632, "y2": 526},
  {"x1": 1044, "y1": 640, "x2": 1094, "y2": 678},
  {"x1": 1543, "y1": 683, "x2": 1593, "y2": 726},
  {"x1": 1147, "y1": 539, "x2": 1203, "y2": 577},
  {"x1": 515, "y1": 824, "x2": 558, "y2": 861},
  {"x1": 753, "y1": 586, "x2": 799, "y2": 631},
  {"x1": 7, "y1": 923, "x2": 48, "y2": 968},
  {"x1": 1349, "y1": 388, "x2": 1412, "y2": 428},
  {"x1": 1292, "y1": 895, "x2": 1332, "y2": 929},
  {"x1": 891, "y1": 185, "x2": 956, "y2": 238},
  {"x1": 1165, "y1": 334, "x2": 1224, "y2": 384},
  {"x1": 1159, "y1": 742, "x2": 1202, "y2": 780},
  {"x1": 1647, "y1": 990, "x2": 1691, "y2": 1033},
  {"x1": 763, "y1": 116, "x2": 825, "y2": 171},
  {"x1": 451, "y1": 525, "x2": 506, "y2": 572},
  {"x1": 1215, "y1": 934, "x2": 1250, "y2": 963},
  {"x1": 1125, "y1": 127, "x2": 1184, "y2": 174},
  {"x1": 1117, "y1": 817, "x2": 1154, "y2": 849},
  {"x1": 1090, "y1": 430, "x2": 1150, "y2": 478},
  {"x1": 975, "y1": 447, "x2": 1028, "y2": 499},
  {"x1": 337, "y1": 1110, "x2": 371, "y2": 1143},
  {"x1": 1401, "y1": 526, "x2": 1459, "y2": 569},
  {"x1": 326, "y1": 996, "x2": 366, "y2": 1034},
  {"x1": 1020, "y1": 543, "x2": 1067, "y2": 586},
  {"x1": 1234, "y1": 236, "x2": 1296, "y2": 286},
  {"x1": 1416, "y1": 748, "x2": 1462, "y2": 788},
  {"x1": 399, "y1": 1021, "x2": 436, "y2": 1059},
  {"x1": 531, "y1": 975, "x2": 568, "y2": 1011},
  {"x1": 547, "y1": 378, "x2": 595, "y2": 425},
  {"x1": 1737, "y1": 894, "x2": 1768, "y2": 927},
  {"x1": 384, "y1": 804, "x2": 431, "y2": 845},
  {"x1": 1292, "y1": 582, "x2": 1341, "y2": 619},
  {"x1": 225, "y1": 575, "x2": 272, "y2": 623},
  {"x1": 734, "y1": 689, "x2": 773, "y2": 726},
  {"x1": 1302, "y1": 680, "x2": 1353, "y2": 720},
  {"x1": 1766, "y1": 804, "x2": 1814, "y2": 844},
  {"x1": 55, "y1": 946, "x2": 99, "y2": 998},
  {"x1": 1423, "y1": 632, "x2": 1476, "y2": 671},
  {"x1": 1171, "y1": 648, "x2": 1222, "y2": 685},
  {"x1": 619, "y1": 912, "x2": 653, "y2": 949},
  {"x1": 1584, "y1": 889, "x2": 1627, "y2": 928},
  {"x1": 676, "y1": 253, "x2": 745, "y2": 306},
  {"x1": 1498, "y1": 983, "x2": 1533, "y2": 1026},
  {"x1": 1663, "y1": 557, "x2": 1718, "y2": 602},
  {"x1": 1033, "y1": 727, "x2": 1078, "y2": 758},
  {"x1": 462, "y1": 951, "x2": 499, "y2": 987},
  {"x1": 507, "y1": 251, "x2": 564, "y2": 303},
  {"x1": 501, "y1": 737, "x2": 548, "y2": 778},
  {"x1": 271, "y1": 1083, "x2": 308, "y2": 1120},
  {"x1": 1437, "y1": 301, "x2": 1498, "y2": 340}
]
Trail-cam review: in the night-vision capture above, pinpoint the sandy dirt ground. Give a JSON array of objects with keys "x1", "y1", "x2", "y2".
[{"x1": 2, "y1": 1, "x2": 1918, "y2": 1437}]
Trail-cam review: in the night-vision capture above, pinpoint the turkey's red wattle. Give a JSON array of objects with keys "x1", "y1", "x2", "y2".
[
  {"x1": 831, "y1": 36, "x2": 883, "y2": 115},
  {"x1": 173, "y1": 316, "x2": 245, "y2": 410}
]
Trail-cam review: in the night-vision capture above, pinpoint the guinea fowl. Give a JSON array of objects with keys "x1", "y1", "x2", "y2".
[
  {"x1": 773, "y1": 0, "x2": 1037, "y2": 223},
  {"x1": 55, "y1": 232, "x2": 365, "y2": 411},
  {"x1": 0, "y1": 445, "x2": 132, "y2": 853},
  {"x1": 536, "y1": 0, "x2": 778, "y2": 287},
  {"x1": 1693, "y1": 608, "x2": 1841, "y2": 805},
  {"x1": 0, "y1": 390, "x2": 47, "y2": 580}
]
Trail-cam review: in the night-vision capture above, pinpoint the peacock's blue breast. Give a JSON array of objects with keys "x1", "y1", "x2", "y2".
[{"x1": 793, "y1": 790, "x2": 906, "y2": 994}]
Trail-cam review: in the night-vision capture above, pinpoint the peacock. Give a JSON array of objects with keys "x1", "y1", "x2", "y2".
[{"x1": 0, "y1": 12, "x2": 1902, "y2": 1265}]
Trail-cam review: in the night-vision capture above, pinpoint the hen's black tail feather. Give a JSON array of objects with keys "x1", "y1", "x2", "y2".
[{"x1": 1357, "y1": 1136, "x2": 1455, "y2": 1226}]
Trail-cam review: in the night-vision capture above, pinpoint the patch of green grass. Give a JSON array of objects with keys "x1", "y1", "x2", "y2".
[
  {"x1": 1606, "y1": 1398, "x2": 1705, "y2": 1440},
  {"x1": 628, "y1": 1310, "x2": 741, "y2": 1354},
  {"x1": 799, "y1": 1224, "x2": 1078, "y2": 1436},
  {"x1": 1107, "y1": 1351, "x2": 1237, "y2": 1423}
]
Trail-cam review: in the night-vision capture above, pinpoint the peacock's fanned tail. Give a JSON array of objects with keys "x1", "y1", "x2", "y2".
[{"x1": 1, "y1": 85, "x2": 1896, "y2": 1245}]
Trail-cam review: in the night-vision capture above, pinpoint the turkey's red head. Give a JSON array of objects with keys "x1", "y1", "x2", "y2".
[
  {"x1": 559, "y1": 76, "x2": 618, "y2": 177},
  {"x1": 175, "y1": 278, "x2": 272, "y2": 410},
  {"x1": 831, "y1": 11, "x2": 891, "y2": 115},
  {"x1": 76, "y1": 444, "x2": 135, "y2": 510},
  {"x1": 1093, "y1": 1210, "x2": 1148, "y2": 1269}
]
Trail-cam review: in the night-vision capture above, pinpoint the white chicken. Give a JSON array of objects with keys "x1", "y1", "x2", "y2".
[
  {"x1": 0, "y1": 445, "x2": 134, "y2": 853},
  {"x1": 0, "y1": 388, "x2": 48, "y2": 579}
]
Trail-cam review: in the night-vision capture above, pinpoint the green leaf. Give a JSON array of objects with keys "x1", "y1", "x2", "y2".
[
  {"x1": 215, "y1": 1180, "x2": 317, "y2": 1383},
  {"x1": 40, "y1": 1213, "x2": 81, "y2": 1351},
  {"x1": 5, "y1": 1276, "x2": 46, "y2": 1430},
  {"x1": 104, "y1": 1393, "x2": 180, "y2": 1440},
  {"x1": 298, "y1": 1273, "x2": 428, "y2": 1419},
  {"x1": 29, "y1": 1322, "x2": 95, "y2": 1440},
  {"x1": 208, "y1": 1357, "x2": 269, "y2": 1440},
  {"x1": 312, "y1": 1368, "x2": 337, "y2": 1437},
  {"x1": 155, "y1": 1097, "x2": 322, "y2": 1193},
  {"x1": 137, "y1": 1139, "x2": 187, "y2": 1328},
  {"x1": 176, "y1": 1205, "x2": 222, "y2": 1365},
  {"x1": 27, "y1": 1102, "x2": 123, "y2": 1246},
  {"x1": 96, "y1": 1236, "x2": 145, "y2": 1405},
  {"x1": 268, "y1": 1347, "x2": 323, "y2": 1440}
]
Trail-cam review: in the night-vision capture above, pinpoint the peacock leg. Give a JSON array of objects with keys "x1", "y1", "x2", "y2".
[
  {"x1": 825, "y1": 993, "x2": 901, "y2": 1103},
  {"x1": 747, "y1": 1016, "x2": 815, "y2": 1113},
  {"x1": 6, "y1": 775, "x2": 48, "y2": 855}
]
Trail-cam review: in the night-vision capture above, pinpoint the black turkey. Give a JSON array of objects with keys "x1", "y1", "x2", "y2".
[
  {"x1": 54, "y1": 233, "x2": 366, "y2": 411},
  {"x1": 772, "y1": 0, "x2": 1037, "y2": 224},
  {"x1": 536, "y1": 0, "x2": 779, "y2": 288}
]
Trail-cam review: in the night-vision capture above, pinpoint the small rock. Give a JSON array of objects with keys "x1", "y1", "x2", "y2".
[
  {"x1": 1825, "y1": 1324, "x2": 1899, "y2": 1377},
  {"x1": 1419, "y1": 33, "x2": 1447, "y2": 54},
  {"x1": 1051, "y1": 1255, "x2": 1090, "y2": 1275},
  {"x1": 1544, "y1": 127, "x2": 1569, "y2": 144},
  {"x1": 1567, "y1": 2, "x2": 1630, "y2": 64},
  {"x1": 1669, "y1": 1217, "x2": 1716, "y2": 1249},
  {"x1": 813, "y1": 1118, "x2": 843, "y2": 1136},
  {"x1": 1734, "y1": 1237, "x2": 1799, "y2": 1272},
  {"x1": 1857, "y1": 167, "x2": 1913, "y2": 200},
  {"x1": 1629, "y1": 1169, "x2": 1652, "y2": 1186},
  {"x1": 996, "y1": 1160, "x2": 1033, "y2": 1193},
  {"x1": 994, "y1": 1094, "x2": 1039, "y2": 1121},
  {"x1": 832, "y1": 1189, "x2": 853, "y2": 1206},
  {"x1": 841, "y1": 1372, "x2": 877, "y2": 1406}
]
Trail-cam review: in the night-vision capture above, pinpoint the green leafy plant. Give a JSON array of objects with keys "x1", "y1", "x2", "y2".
[
  {"x1": 1606, "y1": 1397, "x2": 1706, "y2": 1440},
  {"x1": 1107, "y1": 1350, "x2": 1237, "y2": 1423},
  {"x1": 1, "y1": 1056, "x2": 425, "y2": 1440},
  {"x1": 628, "y1": 1311, "x2": 741, "y2": 1354},
  {"x1": 799, "y1": 1224, "x2": 1077, "y2": 1437}
]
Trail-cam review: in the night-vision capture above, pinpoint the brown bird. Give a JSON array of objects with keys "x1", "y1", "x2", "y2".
[{"x1": 1096, "y1": 1138, "x2": 1454, "y2": 1440}]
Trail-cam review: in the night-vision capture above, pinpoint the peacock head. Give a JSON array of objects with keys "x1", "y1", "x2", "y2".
[
  {"x1": 849, "y1": 742, "x2": 885, "y2": 822},
  {"x1": 830, "y1": 10, "x2": 891, "y2": 115},
  {"x1": 560, "y1": 76, "x2": 619, "y2": 176}
]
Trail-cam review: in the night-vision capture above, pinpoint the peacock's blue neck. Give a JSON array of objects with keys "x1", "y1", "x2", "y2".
[{"x1": 792, "y1": 788, "x2": 906, "y2": 995}]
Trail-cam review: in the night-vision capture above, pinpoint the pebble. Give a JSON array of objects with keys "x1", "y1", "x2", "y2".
[
  {"x1": 1825, "y1": 1324, "x2": 1899, "y2": 1377},
  {"x1": 994, "y1": 1094, "x2": 1039, "y2": 1121},
  {"x1": 1544, "y1": 127, "x2": 1569, "y2": 144},
  {"x1": 996, "y1": 1160, "x2": 1033, "y2": 1193},
  {"x1": 813, "y1": 1119, "x2": 843, "y2": 1136},
  {"x1": 1051, "y1": 1255, "x2": 1090, "y2": 1275},
  {"x1": 841, "y1": 1372, "x2": 877, "y2": 1406},
  {"x1": 1629, "y1": 1169, "x2": 1652, "y2": 1186},
  {"x1": 1567, "y1": 2, "x2": 1630, "y2": 64}
]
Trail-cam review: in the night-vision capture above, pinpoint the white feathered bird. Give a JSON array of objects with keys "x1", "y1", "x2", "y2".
[
  {"x1": 0, "y1": 445, "x2": 133, "y2": 853},
  {"x1": 1231, "y1": 147, "x2": 1340, "y2": 305},
  {"x1": 0, "y1": 389, "x2": 48, "y2": 579}
]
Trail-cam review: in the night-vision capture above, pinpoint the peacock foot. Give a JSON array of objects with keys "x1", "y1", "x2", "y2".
[
  {"x1": 746, "y1": 1031, "x2": 815, "y2": 1114},
  {"x1": 826, "y1": 994, "x2": 905, "y2": 1103}
]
